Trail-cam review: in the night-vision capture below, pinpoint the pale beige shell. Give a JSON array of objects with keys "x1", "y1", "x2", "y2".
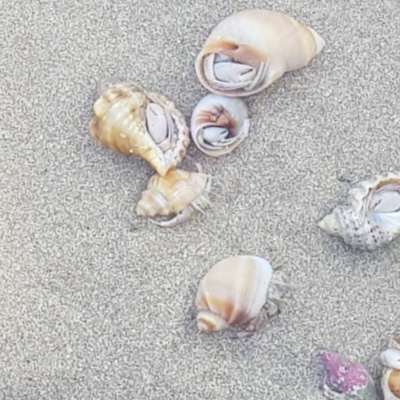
[
  {"x1": 135, "y1": 163, "x2": 212, "y2": 227},
  {"x1": 88, "y1": 82, "x2": 190, "y2": 176},
  {"x1": 190, "y1": 94, "x2": 250, "y2": 157},
  {"x1": 318, "y1": 172, "x2": 400, "y2": 251},
  {"x1": 195, "y1": 9, "x2": 325, "y2": 97},
  {"x1": 196, "y1": 255, "x2": 288, "y2": 334},
  {"x1": 381, "y1": 338, "x2": 400, "y2": 400}
]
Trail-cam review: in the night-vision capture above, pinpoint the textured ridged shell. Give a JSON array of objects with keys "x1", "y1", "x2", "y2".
[
  {"x1": 195, "y1": 9, "x2": 325, "y2": 97},
  {"x1": 318, "y1": 172, "x2": 400, "y2": 251},
  {"x1": 196, "y1": 255, "x2": 273, "y2": 332},
  {"x1": 317, "y1": 348, "x2": 377, "y2": 400},
  {"x1": 136, "y1": 166, "x2": 212, "y2": 227},
  {"x1": 88, "y1": 83, "x2": 190, "y2": 176},
  {"x1": 190, "y1": 94, "x2": 250, "y2": 157}
]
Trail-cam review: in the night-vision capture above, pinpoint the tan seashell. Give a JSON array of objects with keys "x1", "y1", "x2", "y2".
[
  {"x1": 196, "y1": 255, "x2": 288, "y2": 335},
  {"x1": 381, "y1": 339, "x2": 400, "y2": 400},
  {"x1": 88, "y1": 82, "x2": 190, "y2": 176},
  {"x1": 318, "y1": 172, "x2": 400, "y2": 251},
  {"x1": 190, "y1": 94, "x2": 250, "y2": 157},
  {"x1": 195, "y1": 9, "x2": 325, "y2": 97},
  {"x1": 135, "y1": 163, "x2": 212, "y2": 227}
]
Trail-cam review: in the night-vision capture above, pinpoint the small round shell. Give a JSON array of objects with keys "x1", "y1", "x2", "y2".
[
  {"x1": 195, "y1": 9, "x2": 325, "y2": 97},
  {"x1": 88, "y1": 83, "x2": 190, "y2": 176},
  {"x1": 196, "y1": 255, "x2": 286, "y2": 333},
  {"x1": 190, "y1": 94, "x2": 250, "y2": 157},
  {"x1": 136, "y1": 163, "x2": 212, "y2": 228},
  {"x1": 318, "y1": 172, "x2": 400, "y2": 251}
]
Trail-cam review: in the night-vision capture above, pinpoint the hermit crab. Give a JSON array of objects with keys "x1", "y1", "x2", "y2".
[
  {"x1": 190, "y1": 94, "x2": 250, "y2": 157},
  {"x1": 317, "y1": 348, "x2": 377, "y2": 399},
  {"x1": 380, "y1": 336, "x2": 400, "y2": 400},
  {"x1": 135, "y1": 163, "x2": 212, "y2": 227},
  {"x1": 195, "y1": 255, "x2": 288, "y2": 336},
  {"x1": 88, "y1": 82, "x2": 190, "y2": 176},
  {"x1": 318, "y1": 172, "x2": 400, "y2": 251},
  {"x1": 195, "y1": 9, "x2": 325, "y2": 97}
]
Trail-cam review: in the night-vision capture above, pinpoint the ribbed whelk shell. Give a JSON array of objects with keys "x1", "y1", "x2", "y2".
[
  {"x1": 381, "y1": 337, "x2": 400, "y2": 400},
  {"x1": 190, "y1": 94, "x2": 250, "y2": 157},
  {"x1": 318, "y1": 172, "x2": 400, "y2": 251},
  {"x1": 88, "y1": 83, "x2": 190, "y2": 176},
  {"x1": 196, "y1": 255, "x2": 288, "y2": 335},
  {"x1": 195, "y1": 9, "x2": 325, "y2": 97},
  {"x1": 135, "y1": 163, "x2": 212, "y2": 227}
]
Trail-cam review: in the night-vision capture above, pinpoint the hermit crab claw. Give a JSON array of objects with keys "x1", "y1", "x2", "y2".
[
  {"x1": 190, "y1": 94, "x2": 250, "y2": 157},
  {"x1": 195, "y1": 9, "x2": 325, "y2": 97},
  {"x1": 88, "y1": 82, "x2": 190, "y2": 176}
]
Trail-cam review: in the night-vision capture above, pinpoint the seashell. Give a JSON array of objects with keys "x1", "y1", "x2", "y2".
[
  {"x1": 317, "y1": 348, "x2": 377, "y2": 399},
  {"x1": 135, "y1": 163, "x2": 212, "y2": 227},
  {"x1": 381, "y1": 337, "x2": 400, "y2": 400},
  {"x1": 190, "y1": 94, "x2": 250, "y2": 157},
  {"x1": 195, "y1": 255, "x2": 288, "y2": 335},
  {"x1": 88, "y1": 82, "x2": 190, "y2": 176},
  {"x1": 195, "y1": 9, "x2": 325, "y2": 97},
  {"x1": 318, "y1": 172, "x2": 400, "y2": 251}
]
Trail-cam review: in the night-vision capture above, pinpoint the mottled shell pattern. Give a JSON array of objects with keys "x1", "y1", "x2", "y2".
[
  {"x1": 318, "y1": 172, "x2": 400, "y2": 251},
  {"x1": 88, "y1": 83, "x2": 190, "y2": 176},
  {"x1": 195, "y1": 9, "x2": 325, "y2": 97},
  {"x1": 136, "y1": 163, "x2": 212, "y2": 228},
  {"x1": 190, "y1": 94, "x2": 250, "y2": 157},
  {"x1": 317, "y1": 348, "x2": 377, "y2": 400},
  {"x1": 196, "y1": 255, "x2": 288, "y2": 335},
  {"x1": 380, "y1": 337, "x2": 400, "y2": 400}
]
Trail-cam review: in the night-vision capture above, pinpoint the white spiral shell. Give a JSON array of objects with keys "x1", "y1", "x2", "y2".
[
  {"x1": 190, "y1": 94, "x2": 250, "y2": 157},
  {"x1": 195, "y1": 9, "x2": 325, "y2": 97}
]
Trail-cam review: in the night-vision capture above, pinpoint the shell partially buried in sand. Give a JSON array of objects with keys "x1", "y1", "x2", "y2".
[
  {"x1": 88, "y1": 82, "x2": 190, "y2": 176},
  {"x1": 195, "y1": 9, "x2": 325, "y2": 97},
  {"x1": 196, "y1": 255, "x2": 288, "y2": 335},
  {"x1": 190, "y1": 94, "x2": 250, "y2": 157},
  {"x1": 318, "y1": 172, "x2": 400, "y2": 251},
  {"x1": 136, "y1": 163, "x2": 212, "y2": 228}
]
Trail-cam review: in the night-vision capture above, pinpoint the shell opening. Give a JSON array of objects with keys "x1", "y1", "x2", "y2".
[
  {"x1": 145, "y1": 102, "x2": 174, "y2": 152},
  {"x1": 196, "y1": 310, "x2": 230, "y2": 332},
  {"x1": 203, "y1": 53, "x2": 267, "y2": 93}
]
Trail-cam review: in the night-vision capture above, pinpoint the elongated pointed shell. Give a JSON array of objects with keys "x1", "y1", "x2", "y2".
[
  {"x1": 195, "y1": 9, "x2": 325, "y2": 97},
  {"x1": 196, "y1": 255, "x2": 275, "y2": 332},
  {"x1": 318, "y1": 172, "x2": 400, "y2": 251},
  {"x1": 88, "y1": 83, "x2": 190, "y2": 176},
  {"x1": 136, "y1": 166, "x2": 212, "y2": 227},
  {"x1": 190, "y1": 94, "x2": 250, "y2": 157}
]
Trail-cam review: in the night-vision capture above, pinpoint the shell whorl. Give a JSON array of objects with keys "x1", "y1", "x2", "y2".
[{"x1": 196, "y1": 310, "x2": 230, "y2": 332}]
